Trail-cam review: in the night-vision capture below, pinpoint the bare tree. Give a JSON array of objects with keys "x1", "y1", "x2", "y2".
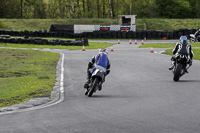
[
  {"x1": 21, "y1": 0, "x2": 23, "y2": 18},
  {"x1": 72, "y1": 0, "x2": 75, "y2": 18},
  {"x1": 108, "y1": 0, "x2": 113, "y2": 18},
  {"x1": 42, "y1": 0, "x2": 46, "y2": 18},
  {"x1": 97, "y1": 0, "x2": 100, "y2": 18}
]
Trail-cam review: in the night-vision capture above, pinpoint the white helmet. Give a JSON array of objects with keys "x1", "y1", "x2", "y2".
[{"x1": 99, "y1": 48, "x2": 108, "y2": 55}]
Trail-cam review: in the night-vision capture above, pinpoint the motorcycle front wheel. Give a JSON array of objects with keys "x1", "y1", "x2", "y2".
[
  {"x1": 88, "y1": 77, "x2": 99, "y2": 97},
  {"x1": 173, "y1": 64, "x2": 182, "y2": 82}
]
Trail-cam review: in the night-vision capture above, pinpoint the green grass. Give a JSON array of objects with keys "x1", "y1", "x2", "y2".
[
  {"x1": 163, "y1": 48, "x2": 200, "y2": 60},
  {"x1": 0, "y1": 18, "x2": 199, "y2": 31},
  {"x1": 0, "y1": 49, "x2": 59, "y2": 107},
  {"x1": 0, "y1": 42, "x2": 114, "y2": 50},
  {"x1": 139, "y1": 42, "x2": 200, "y2": 48}
]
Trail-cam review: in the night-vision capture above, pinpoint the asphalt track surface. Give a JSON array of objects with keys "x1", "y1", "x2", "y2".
[{"x1": 1, "y1": 40, "x2": 200, "y2": 133}]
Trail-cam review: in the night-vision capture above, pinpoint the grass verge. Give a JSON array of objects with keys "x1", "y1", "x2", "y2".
[
  {"x1": 0, "y1": 49, "x2": 59, "y2": 107},
  {"x1": 0, "y1": 42, "x2": 114, "y2": 50}
]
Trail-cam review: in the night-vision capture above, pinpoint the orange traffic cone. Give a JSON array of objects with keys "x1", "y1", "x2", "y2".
[
  {"x1": 150, "y1": 46, "x2": 154, "y2": 53},
  {"x1": 141, "y1": 39, "x2": 144, "y2": 45},
  {"x1": 129, "y1": 39, "x2": 132, "y2": 44},
  {"x1": 111, "y1": 45, "x2": 114, "y2": 51},
  {"x1": 135, "y1": 39, "x2": 137, "y2": 44},
  {"x1": 82, "y1": 45, "x2": 85, "y2": 51},
  {"x1": 118, "y1": 39, "x2": 120, "y2": 44}
]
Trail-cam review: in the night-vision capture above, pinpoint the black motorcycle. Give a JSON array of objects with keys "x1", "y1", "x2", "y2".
[
  {"x1": 172, "y1": 54, "x2": 188, "y2": 81},
  {"x1": 189, "y1": 29, "x2": 200, "y2": 43},
  {"x1": 85, "y1": 68, "x2": 105, "y2": 97}
]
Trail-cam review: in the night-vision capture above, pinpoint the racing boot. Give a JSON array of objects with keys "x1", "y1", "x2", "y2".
[
  {"x1": 185, "y1": 60, "x2": 192, "y2": 73},
  {"x1": 169, "y1": 56, "x2": 176, "y2": 70},
  {"x1": 84, "y1": 80, "x2": 90, "y2": 89},
  {"x1": 84, "y1": 80, "x2": 90, "y2": 95},
  {"x1": 169, "y1": 65, "x2": 174, "y2": 70}
]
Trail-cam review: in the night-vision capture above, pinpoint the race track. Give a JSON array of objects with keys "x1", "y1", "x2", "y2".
[{"x1": 1, "y1": 40, "x2": 200, "y2": 133}]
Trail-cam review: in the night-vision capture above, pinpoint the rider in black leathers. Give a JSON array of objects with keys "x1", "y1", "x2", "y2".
[{"x1": 169, "y1": 36, "x2": 194, "y2": 72}]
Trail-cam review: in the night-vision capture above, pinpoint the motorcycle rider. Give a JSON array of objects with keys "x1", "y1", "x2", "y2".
[
  {"x1": 169, "y1": 36, "x2": 194, "y2": 72},
  {"x1": 84, "y1": 48, "x2": 111, "y2": 91}
]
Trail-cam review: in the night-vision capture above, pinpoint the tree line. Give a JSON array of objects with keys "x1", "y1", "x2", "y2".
[{"x1": 0, "y1": 0, "x2": 199, "y2": 19}]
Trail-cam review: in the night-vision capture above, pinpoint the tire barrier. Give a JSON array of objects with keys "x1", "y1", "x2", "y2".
[
  {"x1": 0, "y1": 28, "x2": 199, "y2": 39},
  {"x1": 0, "y1": 35, "x2": 89, "y2": 46}
]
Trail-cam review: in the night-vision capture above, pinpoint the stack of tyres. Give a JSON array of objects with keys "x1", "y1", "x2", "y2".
[
  {"x1": 116, "y1": 31, "x2": 121, "y2": 39},
  {"x1": 23, "y1": 38, "x2": 30, "y2": 44},
  {"x1": 172, "y1": 30, "x2": 178, "y2": 39},
  {"x1": 34, "y1": 38, "x2": 42, "y2": 44},
  {"x1": 168, "y1": 32, "x2": 173, "y2": 39},
  {"x1": 161, "y1": 31, "x2": 167, "y2": 38},
  {"x1": 64, "y1": 40, "x2": 72, "y2": 46},
  {"x1": 17, "y1": 38, "x2": 24, "y2": 44},
  {"x1": 132, "y1": 31, "x2": 137, "y2": 39},
  {"x1": 112, "y1": 31, "x2": 117, "y2": 39},
  {"x1": 87, "y1": 32, "x2": 93, "y2": 39},
  {"x1": 10, "y1": 31, "x2": 15, "y2": 36},
  {"x1": 47, "y1": 40, "x2": 54, "y2": 45},
  {"x1": 70, "y1": 41, "x2": 77, "y2": 46},
  {"x1": 177, "y1": 29, "x2": 184, "y2": 38},
  {"x1": 58, "y1": 32, "x2": 64, "y2": 38},
  {"x1": 41, "y1": 39, "x2": 48, "y2": 45},
  {"x1": 29, "y1": 38, "x2": 35, "y2": 44},
  {"x1": 76, "y1": 41, "x2": 83, "y2": 46},
  {"x1": 24, "y1": 31, "x2": 29, "y2": 36},
  {"x1": 151, "y1": 30, "x2": 157, "y2": 39},
  {"x1": 84, "y1": 38, "x2": 89, "y2": 46},
  {"x1": 102, "y1": 32, "x2": 107, "y2": 39},
  {"x1": 52, "y1": 39, "x2": 61, "y2": 45},
  {"x1": 93, "y1": 31, "x2": 98, "y2": 38},
  {"x1": 74, "y1": 33, "x2": 79, "y2": 38},
  {"x1": 29, "y1": 31, "x2": 34, "y2": 37},
  {"x1": 107, "y1": 31, "x2": 112, "y2": 39},
  {"x1": 33, "y1": 31, "x2": 39, "y2": 37},
  {"x1": 145, "y1": 30, "x2": 150, "y2": 39},
  {"x1": 127, "y1": 31, "x2": 133, "y2": 39},
  {"x1": 137, "y1": 31, "x2": 142, "y2": 39},
  {"x1": 97, "y1": 31, "x2": 103, "y2": 38},
  {"x1": 142, "y1": 30, "x2": 147, "y2": 39},
  {"x1": 183, "y1": 29, "x2": 189, "y2": 37},
  {"x1": 0, "y1": 37, "x2": 3, "y2": 43},
  {"x1": 3, "y1": 38, "x2": 10, "y2": 43},
  {"x1": 10, "y1": 38, "x2": 18, "y2": 43},
  {"x1": 121, "y1": 31, "x2": 127, "y2": 39}
]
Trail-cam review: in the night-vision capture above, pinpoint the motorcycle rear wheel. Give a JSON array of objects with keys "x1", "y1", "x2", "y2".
[
  {"x1": 88, "y1": 78, "x2": 99, "y2": 97},
  {"x1": 173, "y1": 64, "x2": 182, "y2": 82}
]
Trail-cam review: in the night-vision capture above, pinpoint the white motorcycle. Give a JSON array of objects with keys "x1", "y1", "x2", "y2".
[{"x1": 85, "y1": 68, "x2": 105, "y2": 97}]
